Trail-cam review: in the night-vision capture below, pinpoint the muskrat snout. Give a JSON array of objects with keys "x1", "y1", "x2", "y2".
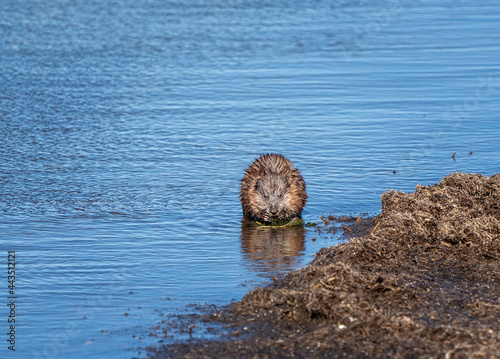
[{"x1": 268, "y1": 198, "x2": 280, "y2": 215}]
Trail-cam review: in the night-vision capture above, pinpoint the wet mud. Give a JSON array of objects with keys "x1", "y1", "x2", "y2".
[{"x1": 146, "y1": 172, "x2": 500, "y2": 359}]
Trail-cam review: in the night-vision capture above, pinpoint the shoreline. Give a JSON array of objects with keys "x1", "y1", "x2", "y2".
[{"x1": 146, "y1": 172, "x2": 500, "y2": 358}]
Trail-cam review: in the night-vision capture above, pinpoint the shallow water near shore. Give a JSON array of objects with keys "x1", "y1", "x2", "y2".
[{"x1": 1, "y1": 0, "x2": 500, "y2": 358}]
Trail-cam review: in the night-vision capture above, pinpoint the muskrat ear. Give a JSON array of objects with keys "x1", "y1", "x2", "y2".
[{"x1": 254, "y1": 178, "x2": 262, "y2": 190}]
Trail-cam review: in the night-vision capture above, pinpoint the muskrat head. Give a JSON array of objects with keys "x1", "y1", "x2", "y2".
[{"x1": 254, "y1": 174, "x2": 293, "y2": 223}]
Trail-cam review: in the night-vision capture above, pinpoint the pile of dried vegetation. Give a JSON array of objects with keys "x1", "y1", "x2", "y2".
[{"x1": 147, "y1": 172, "x2": 500, "y2": 359}]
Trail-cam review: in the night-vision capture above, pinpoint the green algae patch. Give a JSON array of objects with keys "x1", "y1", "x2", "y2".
[{"x1": 255, "y1": 217, "x2": 304, "y2": 228}]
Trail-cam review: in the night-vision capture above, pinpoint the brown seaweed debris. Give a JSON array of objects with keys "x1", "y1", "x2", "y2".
[{"x1": 147, "y1": 172, "x2": 500, "y2": 359}]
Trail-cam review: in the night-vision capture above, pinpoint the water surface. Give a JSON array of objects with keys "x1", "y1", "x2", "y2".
[{"x1": 1, "y1": 0, "x2": 499, "y2": 358}]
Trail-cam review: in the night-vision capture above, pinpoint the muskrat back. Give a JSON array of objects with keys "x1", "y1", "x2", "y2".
[{"x1": 240, "y1": 154, "x2": 307, "y2": 223}]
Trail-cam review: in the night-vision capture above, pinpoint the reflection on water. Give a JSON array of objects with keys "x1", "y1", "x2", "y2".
[{"x1": 240, "y1": 219, "x2": 306, "y2": 276}]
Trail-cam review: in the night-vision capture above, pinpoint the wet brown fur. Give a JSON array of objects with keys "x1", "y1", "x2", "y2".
[{"x1": 240, "y1": 154, "x2": 307, "y2": 223}]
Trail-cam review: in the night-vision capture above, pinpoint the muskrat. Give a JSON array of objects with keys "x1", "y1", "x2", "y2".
[{"x1": 240, "y1": 153, "x2": 307, "y2": 223}]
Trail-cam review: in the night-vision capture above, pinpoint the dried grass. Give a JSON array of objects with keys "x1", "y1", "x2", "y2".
[{"x1": 148, "y1": 173, "x2": 500, "y2": 359}]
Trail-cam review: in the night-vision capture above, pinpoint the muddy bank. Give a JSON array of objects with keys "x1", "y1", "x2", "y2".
[{"x1": 146, "y1": 172, "x2": 500, "y2": 359}]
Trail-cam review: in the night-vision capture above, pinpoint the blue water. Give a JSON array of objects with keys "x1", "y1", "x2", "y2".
[{"x1": 1, "y1": 0, "x2": 499, "y2": 358}]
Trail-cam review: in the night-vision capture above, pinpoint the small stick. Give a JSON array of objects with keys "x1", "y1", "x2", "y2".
[{"x1": 370, "y1": 221, "x2": 381, "y2": 235}]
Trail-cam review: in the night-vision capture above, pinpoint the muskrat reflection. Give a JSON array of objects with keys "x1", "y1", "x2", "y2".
[{"x1": 240, "y1": 219, "x2": 306, "y2": 276}]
